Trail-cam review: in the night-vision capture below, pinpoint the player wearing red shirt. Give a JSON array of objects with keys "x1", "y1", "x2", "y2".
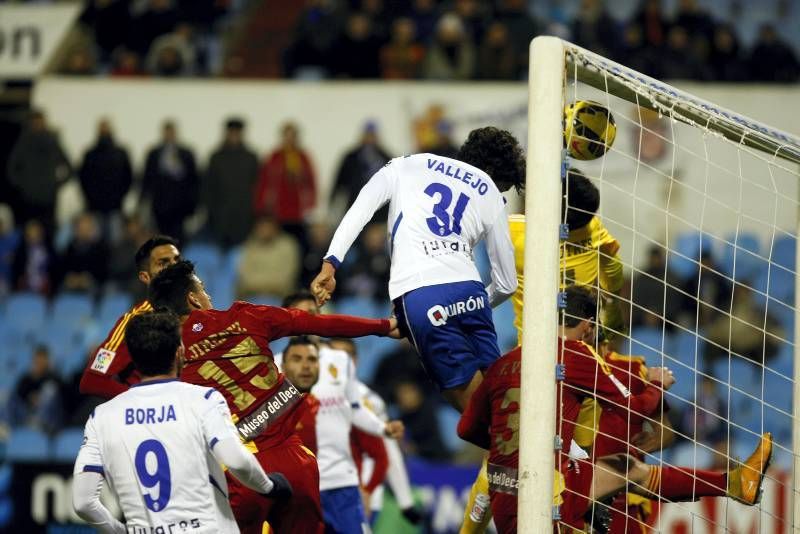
[
  {"x1": 148, "y1": 261, "x2": 398, "y2": 534},
  {"x1": 459, "y1": 286, "x2": 773, "y2": 533},
  {"x1": 79, "y1": 236, "x2": 181, "y2": 398}
]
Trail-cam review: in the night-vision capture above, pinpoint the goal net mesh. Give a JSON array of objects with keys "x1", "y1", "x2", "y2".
[{"x1": 557, "y1": 42, "x2": 800, "y2": 533}]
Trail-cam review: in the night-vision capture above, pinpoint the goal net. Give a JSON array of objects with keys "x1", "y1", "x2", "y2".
[{"x1": 519, "y1": 37, "x2": 800, "y2": 533}]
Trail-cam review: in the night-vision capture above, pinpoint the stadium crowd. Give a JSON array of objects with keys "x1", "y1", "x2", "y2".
[{"x1": 60, "y1": 0, "x2": 800, "y2": 82}]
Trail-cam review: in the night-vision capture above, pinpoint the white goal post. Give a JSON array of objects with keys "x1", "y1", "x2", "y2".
[{"x1": 520, "y1": 35, "x2": 800, "y2": 532}]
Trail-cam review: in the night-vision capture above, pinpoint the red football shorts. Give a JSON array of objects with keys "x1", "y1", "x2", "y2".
[
  {"x1": 560, "y1": 457, "x2": 594, "y2": 531},
  {"x1": 227, "y1": 433, "x2": 324, "y2": 534}
]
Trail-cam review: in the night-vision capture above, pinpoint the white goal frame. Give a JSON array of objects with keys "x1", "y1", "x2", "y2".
[{"x1": 520, "y1": 35, "x2": 800, "y2": 532}]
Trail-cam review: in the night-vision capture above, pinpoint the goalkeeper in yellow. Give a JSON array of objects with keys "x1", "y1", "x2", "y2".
[{"x1": 460, "y1": 167, "x2": 625, "y2": 533}]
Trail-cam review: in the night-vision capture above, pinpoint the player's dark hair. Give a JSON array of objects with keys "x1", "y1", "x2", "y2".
[
  {"x1": 282, "y1": 290, "x2": 317, "y2": 309},
  {"x1": 148, "y1": 260, "x2": 198, "y2": 316},
  {"x1": 562, "y1": 285, "x2": 597, "y2": 327},
  {"x1": 457, "y1": 127, "x2": 526, "y2": 194},
  {"x1": 562, "y1": 168, "x2": 599, "y2": 230},
  {"x1": 135, "y1": 235, "x2": 179, "y2": 271},
  {"x1": 284, "y1": 335, "x2": 319, "y2": 354},
  {"x1": 125, "y1": 311, "x2": 182, "y2": 376}
]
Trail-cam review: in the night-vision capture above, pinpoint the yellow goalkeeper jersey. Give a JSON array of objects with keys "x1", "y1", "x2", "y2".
[{"x1": 509, "y1": 214, "x2": 623, "y2": 344}]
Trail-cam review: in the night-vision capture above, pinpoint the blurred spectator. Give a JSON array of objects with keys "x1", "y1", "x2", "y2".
[
  {"x1": 705, "y1": 284, "x2": 783, "y2": 364},
  {"x1": 571, "y1": 0, "x2": 619, "y2": 59},
  {"x1": 477, "y1": 21, "x2": 516, "y2": 80},
  {"x1": 630, "y1": 245, "x2": 686, "y2": 331},
  {"x1": 632, "y1": 0, "x2": 668, "y2": 49},
  {"x1": 177, "y1": 0, "x2": 228, "y2": 32},
  {"x1": 61, "y1": 47, "x2": 97, "y2": 76},
  {"x1": 748, "y1": 24, "x2": 800, "y2": 82},
  {"x1": 331, "y1": 121, "x2": 391, "y2": 220},
  {"x1": 301, "y1": 221, "x2": 332, "y2": 288},
  {"x1": 79, "y1": 118, "x2": 133, "y2": 230},
  {"x1": 372, "y1": 339, "x2": 433, "y2": 403},
  {"x1": 141, "y1": 120, "x2": 199, "y2": 242},
  {"x1": 673, "y1": 0, "x2": 714, "y2": 41},
  {"x1": 203, "y1": 118, "x2": 260, "y2": 248},
  {"x1": 453, "y1": 0, "x2": 490, "y2": 43},
  {"x1": 128, "y1": 0, "x2": 180, "y2": 57},
  {"x1": 338, "y1": 222, "x2": 390, "y2": 301},
  {"x1": 58, "y1": 212, "x2": 109, "y2": 293},
  {"x1": 660, "y1": 25, "x2": 706, "y2": 80},
  {"x1": 683, "y1": 252, "x2": 732, "y2": 327},
  {"x1": 0, "y1": 206, "x2": 20, "y2": 296},
  {"x1": 710, "y1": 24, "x2": 748, "y2": 81},
  {"x1": 146, "y1": 23, "x2": 197, "y2": 76},
  {"x1": 679, "y1": 376, "x2": 727, "y2": 444},
  {"x1": 409, "y1": 0, "x2": 439, "y2": 44},
  {"x1": 236, "y1": 215, "x2": 301, "y2": 300},
  {"x1": 422, "y1": 13, "x2": 476, "y2": 81},
  {"x1": 495, "y1": 0, "x2": 539, "y2": 76},
  {"x1": 361, "y1": 0, "x2": 394, "y2": 40},
  {"x1": 80, "y1": 0, "x2": 131, "y2": 62},
  {"x1": 110, "y1": 48, "x2": 145, "y2": 77},
  {"x1": 253, "y1": 122, "x2": 317, "y2": 247},
  {"x1": 11, "y1": 220, "x2": 54, "y2": 296},
  {"x1": 393, "y1": 380, "x2": 448, "y2": 460},
  {"x1": 285, "y1": 0, "x2": 345, "y2": 77},
  {"x1": 619, "y1": 24, "x2": 660, "y2": 77},
  {"x1": 6, "y1": 110, "x2": 71, "y2": 237},
  {"x1": 10, "y1": 346, "x2": 65, "y2": 434},
  {"x1": 107, "y1": 214, "x2": 150, "y2": 297},
  {"x1": 380, "y1": 17, "x2": 425, "y2": 79},
  {"x1": 427, "y1": 119, "x2": 459, "y2": 159},
  {"x1": 331, "y1": 12, "x2": 383, "y2": 78}
]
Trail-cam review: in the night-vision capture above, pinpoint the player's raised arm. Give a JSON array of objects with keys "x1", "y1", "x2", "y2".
[
  {"x1": 484, "y1": 210, "x2": 517, "y2": 307},
  {"x1": 312, "y1": 162, "x2": 395, "y2": 304},
  {"x1": 200, "y1": 388, "x2": 292, "y2": 498},
  {"x1": 72, "y1": 417, "x2": 126, "y2": 533}
]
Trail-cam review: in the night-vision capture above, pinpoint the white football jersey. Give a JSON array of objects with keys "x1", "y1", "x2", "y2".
[
  {"x1": 74, "y1": 379, "x2": 241, "y2": 533},
  {"x1": 312, "y1": 347, "x2": 384, "y2": 491},
  {"x1": 325, "y1": 154, "x2": 516, "y2": 304}
]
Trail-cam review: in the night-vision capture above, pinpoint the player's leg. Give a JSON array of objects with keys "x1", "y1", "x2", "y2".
[
  {"x1": 320, "y1": 486, "x2": 370, "y2": 534},
  {"x1": 394, "y1": 281, "x2": 501, "y2": 413},
  {"x1": 459, "y1": 456, "x2": 492, "y2": 534},
  {"x1": 257, "y1": 436, "x2": 324, "y2": 534}
]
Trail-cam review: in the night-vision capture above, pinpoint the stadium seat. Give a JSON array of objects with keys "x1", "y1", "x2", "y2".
[
  {"x1": 5, "y1": 428, "x2": 50, "y2": 462},
  {"x1": 492, "y1": 300, "x2": 517, "y2": 353},
  {"x1": 183, "y1": 243, "x2": 223, "y2": 283},
  {"x1": 772, "y1": 235, "x2": 796, "y2": 271},
  {"x1": 4, "y1": 293, "x2": 46, "y2": 342},
  {"x1": 49, "y1": 293, "x2": 94, "y2": 331},
  {"x1": 39, "y1": 322, "x2": 89, "y2": 377},
  {"x1": 52, "y1": 427, "x2": 86, "y2": 462},
  {"x1": 668, "y1": 232, "x2": 712, "y2": 279},
  {"x1": 98, "y1": 292, "x2": 133, "y2": 320},
  {"x1": 335, "y1": 297, "x2": 381, "y2": 319},
  {"x1": 720, "y1": 232, "x2": 764, "y2": 283},
  {"x1": 626, "y1": 327, "x2": 665, "y2": 361},
  {"x1": 437, "y1": 405, "x2": 463, "y2": 454}
]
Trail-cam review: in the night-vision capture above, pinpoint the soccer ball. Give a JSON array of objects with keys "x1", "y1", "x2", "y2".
[{"x1": 564, "y1": 100, "x2": 617, "y2": 160}]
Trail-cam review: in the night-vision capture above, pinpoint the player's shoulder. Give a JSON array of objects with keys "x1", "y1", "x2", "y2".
[{"x1": 485, "y1": 346, "x2": 522, "y2": 379}]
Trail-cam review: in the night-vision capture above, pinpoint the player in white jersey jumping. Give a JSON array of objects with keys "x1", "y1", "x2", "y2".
[
  {"x1": 312, "y1": 127, "x2": 525, "y2": 411},
  {"x1": 72, "y1": 311, "x2": 292, "y2": 534},
  {"x1": 282, "y1": 331, "x2": 404, "y2": 533}
]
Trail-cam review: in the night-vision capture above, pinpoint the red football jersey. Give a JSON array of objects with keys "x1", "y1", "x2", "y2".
[
  {"x1": 180, "y1": 301, "x2": 390, "y2": 449},
  {"x1": 295, "y1": 394, "x2": 320, "y2": 454},
  {"x1": 558, "y1": 339, "x2": 663, "y2": 454},
  {"x1": 79, "y1": 300, "x2": 150, "y2": 399},
  {"x1": 593, "y1": 351, "x2": 657, "y2": 458},
  {"x1": 458, "y1": 347, "x2": 522, "y2": 523}
]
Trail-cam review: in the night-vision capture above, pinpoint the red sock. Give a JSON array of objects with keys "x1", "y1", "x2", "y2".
[{"x1": 644, "y1": 466, "x2": 726, "y2": 501}]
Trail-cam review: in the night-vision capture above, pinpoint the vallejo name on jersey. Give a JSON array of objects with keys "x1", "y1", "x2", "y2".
[{"x1": 427, "y1": 158, "x2": 489, "y2": 196}]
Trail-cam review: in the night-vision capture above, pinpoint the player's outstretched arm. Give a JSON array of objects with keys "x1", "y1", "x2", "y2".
[
  {"x1": 72, "y1": 472, "x2": 126, "y2": 534},
  {"x1": 484, "y1": 212, "x2": 517, "y2": 307},
  {"x1": 313, "y1": 162, "x2": 395, "y2": 305},
  {"x1": 456, "y1": 376, "x2": 492, "y2": 450},
  {"x1": 279, "y1": 306, "x2": 397, "y2": 338}
]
